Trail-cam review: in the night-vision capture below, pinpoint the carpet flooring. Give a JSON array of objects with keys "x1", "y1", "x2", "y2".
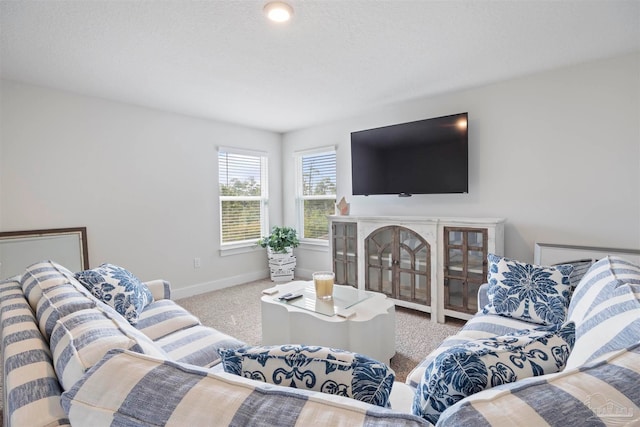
[{"x1": 177, "y1": 278, "x2": 466, "y2": 383}]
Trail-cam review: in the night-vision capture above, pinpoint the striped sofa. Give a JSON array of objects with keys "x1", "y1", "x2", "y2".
[
  {"x1": 406, "y1": 255, "x2": 640, "y2": 426},
  {"x1": 1, "y1": 261, "x2": 427, "y2": 427}
]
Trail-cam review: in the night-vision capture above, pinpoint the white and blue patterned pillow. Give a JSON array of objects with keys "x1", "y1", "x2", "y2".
[
  {"x1": 218, "y1": 344, "x2": 395, "y2": 407},
  {"x1": 483, "y1": 254, "x2": 573, "y2": 325},
  {"x1": 412, "y1": 322, "x2": 575, "y2": 424},
  {"x1": 75, "y1": 263, "x2": 153, "y2": 325}
]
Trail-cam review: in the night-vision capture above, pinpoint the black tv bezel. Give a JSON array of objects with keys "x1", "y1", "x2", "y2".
[{"x1": 350, "y1": 112, "x2": 468, "y2": 196}]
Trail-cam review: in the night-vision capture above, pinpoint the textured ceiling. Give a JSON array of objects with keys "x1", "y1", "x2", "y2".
[{"x1": 1, "y1": 1, "x2": 639, "y2": 133}]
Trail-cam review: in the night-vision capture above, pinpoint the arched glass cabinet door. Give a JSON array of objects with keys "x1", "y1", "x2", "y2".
[
  {"x1": 444, "y1": 227, "x2": 487, "y2": 314},
  {"x1": 332, "y1": 221, "x2": 358, "y2": 287},
  {"x1": 365, "y1": 226, "x2": 394, "y2": 296},
  {"x1": 398, "y1": 227, "x2": 430, "y2": 305},
  {"x1": 365, "y1": 225, "x2": 430, "y2": 305}
]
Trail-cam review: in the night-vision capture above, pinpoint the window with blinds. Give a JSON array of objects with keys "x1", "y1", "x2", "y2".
[
  {"x1": 297, "y1": 149, "x2": 336, "y2": 240},
  {"x1": 218, "y1": 149, "x2": 268, "y2": 245}
]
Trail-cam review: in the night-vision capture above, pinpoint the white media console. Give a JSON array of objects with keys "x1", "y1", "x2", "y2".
[{"x1": 329, "y1": 215, "x2": 505, "y2": 323}]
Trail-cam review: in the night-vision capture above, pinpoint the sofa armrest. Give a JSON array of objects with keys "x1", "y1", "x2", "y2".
[
  {"x1": 144, "y1": 279, "x2": 171, "y2": 300},
  {"x1": 477, "y1": 283, "x2": 489, "y2": 312},
  {"x1": 437, "y1": 343, "x2": 640, "y2": 426}
]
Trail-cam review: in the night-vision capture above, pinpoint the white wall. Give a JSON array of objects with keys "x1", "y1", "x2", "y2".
[
  {"x1": 283, "y1": 53, "x2": 640, "y2": 270},
  {"x1": 0, "y1": 80, "x2": 282, "y2": 295},
  {"x1": 2, "y1": 53, "x2": 638, "y2": 292}
]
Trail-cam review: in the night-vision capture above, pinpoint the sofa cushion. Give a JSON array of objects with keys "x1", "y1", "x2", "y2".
[
  {"x1": 155, "y1": 324, "x2": 245, "y2": 368},
  {"x1": 18, "y1": 260, "x2": 99, "y2": 342},
  {"x1": 483, "y1": 254, "x2": 573, "y2": 325},
  {"x1": 412, "y1": 322, "x2": 575, "y2": 424},
  {"x1": 437, "y1": 342, "x2": 640, "y2": 427},
  {"x1": 50, "y1": 306, "x2": 166, "y2": 390},
  {"x1": 75, "y1": 263, "x2": 153, "y2": 325},
  {"x1": 21, "y1": 260, "x2": 83, "y2": 311},
  {"x1": 218, "y1": 344, "x2": 395, "y2": 408},
  {"x1": 35, "y1": 281, "x2": 96, "y2": 341},
  {"x1": 135, "y1": 299, "x2": 201, "y2": 341},
  {"x1": 62, "y1": 349, "x2": 425, "y2": 427},
  {"x1": 565, "y1": 256, "x2": 640, "y2": 369}
]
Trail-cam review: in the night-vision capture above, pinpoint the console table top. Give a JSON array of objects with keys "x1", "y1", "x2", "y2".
[{"x1": 328, "y1": 215, "x2": 506, "y2": 225}]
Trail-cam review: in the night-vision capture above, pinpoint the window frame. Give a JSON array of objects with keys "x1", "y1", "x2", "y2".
[
  {"x1": 295, "y1": 146, "x2": 337, "y2": 246},
  {"x1": 218, "y1": 146, "x2": 269, "y2": 254}
]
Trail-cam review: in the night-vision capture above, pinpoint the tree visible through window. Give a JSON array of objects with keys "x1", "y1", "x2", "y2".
[
  {"x1": 219, "y1": 150, "x2": 267, "y2": 244},
  {"x1": 298, "y1": 150, "x2": 336, "y2": 240}
]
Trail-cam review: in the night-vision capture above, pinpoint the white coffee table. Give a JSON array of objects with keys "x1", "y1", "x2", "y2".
[{"x1": 260, "y1": 281, "x2": 396, "y2": 364}]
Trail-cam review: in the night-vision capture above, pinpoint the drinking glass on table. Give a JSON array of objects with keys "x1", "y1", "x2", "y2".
[{"x1": 313, "y1": 271, "x2": 334, "y2": 300}]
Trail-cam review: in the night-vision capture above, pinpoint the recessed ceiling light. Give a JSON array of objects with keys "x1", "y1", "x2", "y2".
[{"x1": 264, "y1": 1, "x2": 293, "y2": 23}]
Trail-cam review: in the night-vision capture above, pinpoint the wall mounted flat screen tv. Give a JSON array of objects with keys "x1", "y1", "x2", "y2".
[{"x1": 351, "y1": 112, "x2": 468, "y2": 196}]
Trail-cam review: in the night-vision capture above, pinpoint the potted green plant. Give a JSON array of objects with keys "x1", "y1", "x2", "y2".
[
  {"x1": 258, "y1": 226, "x2": 300, "y2": 281},
  {"x1": 258, "y1": 226, "x2": 300, "y2": 255}
]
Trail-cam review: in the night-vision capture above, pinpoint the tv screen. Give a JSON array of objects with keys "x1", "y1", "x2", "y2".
[{"x1": 351, "y1": 113, "x2": 468, "y2": 196}]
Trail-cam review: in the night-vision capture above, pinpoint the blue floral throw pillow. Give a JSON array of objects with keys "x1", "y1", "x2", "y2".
[
  {"x1": 412, "y1": 322, "x2": 575, "y2": 424},
  {"x1": 75, "y1": 263, "x2": 153, "y2": 325},
  {"x1": 217, "y1": 344, "x2": 395, "y2": 407},
  {"x1": 483, "y1": 254, "x2": 573, "y2": 325}
]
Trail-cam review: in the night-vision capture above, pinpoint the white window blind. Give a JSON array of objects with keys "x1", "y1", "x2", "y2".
[
  {"x1": 297, "y1": 149, "x2": 336, "y2": 240},
  {"x1": 218, "y1": 149, "x2": 268, "y2": 245}
]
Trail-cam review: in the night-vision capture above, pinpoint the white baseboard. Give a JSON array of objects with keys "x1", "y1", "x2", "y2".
[{"x1": 172, "y1": 269, "x2": 270, "y2": 300}]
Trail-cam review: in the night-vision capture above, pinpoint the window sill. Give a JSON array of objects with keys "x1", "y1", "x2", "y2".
[
  {"x1": 219, "y1": 241, "x2": 328, "y2": 256},
  {"x1": 219, "y1": 243, "x2": 263, "y2": 257}
]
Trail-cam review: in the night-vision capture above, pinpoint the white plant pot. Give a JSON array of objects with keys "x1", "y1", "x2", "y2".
[
  {"x1": 267, "y1": 247, "x2": 293, "y2": 259},
  {"x1": 267, "y1": 247, "x2": 295, "y2": 280}
]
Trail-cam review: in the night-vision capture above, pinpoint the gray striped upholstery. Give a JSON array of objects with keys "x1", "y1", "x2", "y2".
[
  {"x1": 61, "y1": 349, "x2": 428, "y2": 426},
  {"x1": 135, "y1": 299, "x2": 201, "y2": 341},
  {"x1": 1, "y1": 261, "x2": 247, "y2": 426},
  {"x1": 21, "y1": 261, "x2": 80, "y2": 311},
  {"x1": 565, "y1": 255, "x2": 640, "y2": 369},
  {"x1": 136, "y1": 298, "x2": 245, "y2": 367},
  {"x1": 406, "y1": 313, "x2": 533, "y2": 388},
  {"x1": 21, "y1": 261, "x2": 97, "y2": 342},
  {"x1": 437, "y1": 343, "x2": 640, "y2": 426},
  {"x1": 143, "y1": 279, "x2": 172, "y2": 301},
  {"x1": 1, "y1": 279, "x2": 70, "y2": 427},
  {"x1": 155, "y1": 324, "x2": 244, "y2": 367},
  {"x1": 35, "y1": 282, "x2": 96, "y2": 341},
  {"x1": 50, "y1": 306, "x2": 166, "y2": 390},
  {"x1": 477, "y1": 282, "x2": 490, "y2": 309}
]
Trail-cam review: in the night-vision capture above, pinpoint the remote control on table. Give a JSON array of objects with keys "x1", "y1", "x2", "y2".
[{"x1": 279, "y1": 292, "x2": 303, "y2": 301}]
